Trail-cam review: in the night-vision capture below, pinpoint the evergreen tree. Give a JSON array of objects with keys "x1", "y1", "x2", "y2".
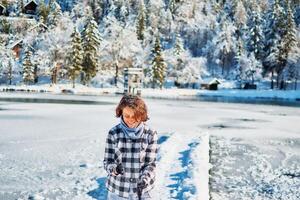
[
  {"x1": 223, "y1": 0, "x2": 238, "y2": 20},
  {"x1": 234, "y1": 1, "x2": 247, "y2": 31},
  {"x1": 23, "y1": 49, "x2": 34, "y2": 85},
  {"x1": 151, "y1": 34, "x2": 166, "y2": 89},
  {"x1": 173, "y1": 33, "x2": 184, "y2": 56},
  {"x1": 88, "y1": 0, "x2": 103, "y2": 23},
  {"x1": 7, "y1": 59, "x2": 13, "y2": 85},
  {"x1": 169, "y1": 0, "x2": 178, "y2": 17},
  {"x1": 48, "y1": 0, "x2": 63, "y2": 27},
  {"x1": 136, "y1": 0, "x2": 146, "y2": 41},
  {"x1": 38, "y1": 1, "x2": 51, "y2": 23},
  {"x1": 213, "y1": 18, "x2": 237, "y2": 77},
  {"x1": 247, "y1": 4, "x2": 264, "y2": 60},
  {"x1": 18, "y1": 0, "x2": 25, "y2": 15},
  {"x1": 68, "y1": 28, "x2": 83, "y2": 88},
  {"x1": 81, "y1": 16, "x2": 101, "y2": 85},
  {"x1": 263, "y1": 0, "x2": 285, "y2": 77},
  {"x1": 276, "y1": 0, "x2": 298, "y2": 89},
  {"x1": 234, "y1": 38, "x2": 244, "y2": 88}
]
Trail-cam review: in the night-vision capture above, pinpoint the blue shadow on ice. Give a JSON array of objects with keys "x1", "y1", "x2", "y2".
[
  {"x1": 168, "y1": 141, "x2": 199, "y2": 199},
  {"x1": 87, "y1": 177, "x2": 107, "y2": 200},
  {"x1": 157, "y1": 135, "x2": 171, "y2": 162},
  {"x1": 158, "y1": 135, "x2": 170, "y2": 145}
]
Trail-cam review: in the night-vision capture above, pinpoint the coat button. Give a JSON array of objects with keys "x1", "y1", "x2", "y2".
[{"x1": 129, "y1": 178, "x2": 134, "y2": 182}]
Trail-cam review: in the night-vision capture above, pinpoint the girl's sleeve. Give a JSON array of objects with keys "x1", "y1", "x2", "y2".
[
  {"x1": 103, "y1": 130, "x2": 117, "y2": 175},
  {"x1": 140, "y1": 130, "x2": 158, "y2": 184}
]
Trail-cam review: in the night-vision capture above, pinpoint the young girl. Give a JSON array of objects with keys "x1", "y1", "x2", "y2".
[{"x1": 103, "y1": 94, "x2": 158, "y2": 200}]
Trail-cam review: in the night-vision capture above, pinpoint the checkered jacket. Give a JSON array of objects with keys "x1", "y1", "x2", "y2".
[{"x1": 103, "y1": 123, "x2": 158, "y2": 198}]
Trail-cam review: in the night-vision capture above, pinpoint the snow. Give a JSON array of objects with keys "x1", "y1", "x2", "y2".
[
  {"x1": 1, "y1": 85, "x2": 299, "y2": 102},
  {"x1": 0, "y1": 91, "x2": 299, "y2": 200}
]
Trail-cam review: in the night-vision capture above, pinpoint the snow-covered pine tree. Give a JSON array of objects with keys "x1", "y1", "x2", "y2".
[
  {"x1": 114, "y1": 0, "x2": 129, "y2": 24},
  {"x1": 88, "y1": 0, "x2": 103, "y2": 23},
  {"x1": 136, "y1": 0, "x2": 146, "y2": 41},
  {"x1": 165, "y1": 32, "x2": 185, "y2": 86},
  {"x1": 38, "y1": 1, "x2": 51, "y2": 24},
  {"x1": 151, "y1": 33, "x2": 166, "y2": 89},
  {"x1": 68, "y1": 27, "x2": 83, "y2": 88},
  {"x1": 22, "y1": 49, "x2": 34, "y2": 85},
  {"x1": 223, "y1": 0, "x2": 238, "y2": 21},
  {"x1": 213, "y1": 17, "x2": 237, "y2": 77},
  {"x1": 277, "y1": 0, "x2": 298, "y2": 89},
  {"x1": 247, "y1": 3, "x2": 264, "y2": 60},
  {"x1": 17, "y1": 0, "x2": 25, "y2": 16},
  {"x1": 169, "y1": 0, "x2": 180, "y2": 17},
  {"x1": 234, "y1": 0, "x2": 247, "y2": 35},
  {"x1": 245, "y1": 52, "x2": 262, "y2": 85},
  {"x1": 81, "y1": 15, "x2": 101, "y2": 85},
  {"x1": 263, "y1": 0, "x2": 286, "y2": 88},
  {"x1": 48, "y1": 0, "x2": 63, "y2": 27},
  {"x1": 56, "y1": 0, "x2": 76, "y2": 12},
  {"x1": 233, "y1": 38, "x2": 245, "y2": 88},
  {"x1": 173, "y1": 33, "x2": 184, "y2": 56},
  {"x1": 7, "y1": 59, "x2": 13, "y2": 85},
  {"x1": 0, "y1": 18, "x2": 10, "y2": 34}
]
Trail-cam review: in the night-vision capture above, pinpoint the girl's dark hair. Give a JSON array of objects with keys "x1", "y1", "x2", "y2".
[{"x1": 116, "y1": 94, "x2": 148, "y2": 122}]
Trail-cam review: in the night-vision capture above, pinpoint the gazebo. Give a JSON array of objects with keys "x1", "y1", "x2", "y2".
[{"x1": 123, "y1": 67, "x2": 143, "y2": 95}]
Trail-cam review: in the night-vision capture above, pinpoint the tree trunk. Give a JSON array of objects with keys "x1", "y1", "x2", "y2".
[
  {"x1": 115, "y1": 63, "x2": 118, "y2": 87},
  {"x1": 34, "y1": 65, "x2": 38, "y2": 84},
  {"x1": 271, "y1": 71, "x2": 274, "y2": 89},
  {"x1": 52, "y1": 66, "x2": 57, "y2": 84},
  {"x1": 72, "y1": 77, "x2": 75, "y2": 88},
  {"x1": 221, "y1": 55, "x2": 225, "y2": 76},
  {"x1": 276, "y1": 73, "x2": 280, "y2": 89}
]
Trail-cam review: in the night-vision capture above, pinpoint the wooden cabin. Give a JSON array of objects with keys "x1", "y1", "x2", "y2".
[
  {"x1": 24, "y1": 0, "x2": 38, "y2": 15},
  {"x1": 9, "y1": 39, "x2": 23, "y2": 59}
]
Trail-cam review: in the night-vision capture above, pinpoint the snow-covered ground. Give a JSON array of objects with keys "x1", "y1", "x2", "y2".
[
  {"x1": 1, "y1": 84, "x2": 300, "y2": 102},
  {"x1": 0, "y1": 93, "x2": 299, "y2": 200}
]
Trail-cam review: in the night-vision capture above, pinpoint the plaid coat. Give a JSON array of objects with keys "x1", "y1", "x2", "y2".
[{"x1": 103, "y1": 123, "x2": 158, "y2": 198}]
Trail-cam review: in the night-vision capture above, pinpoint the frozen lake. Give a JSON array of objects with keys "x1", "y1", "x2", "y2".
[{"x1": 0, "y1": 93, "x2": 299, "y2": 200}]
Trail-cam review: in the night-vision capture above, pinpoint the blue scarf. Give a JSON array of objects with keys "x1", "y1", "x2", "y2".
[{"x1": 120, "y1": 117, "x2": 144, "y2": 139}]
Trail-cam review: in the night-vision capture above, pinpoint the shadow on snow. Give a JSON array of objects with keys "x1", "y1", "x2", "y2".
[
  {"x1": 87, "y1": 177, "x2": 107, "y2": 200},
  {"x1": 167, "y1": 141, "x2": 199, "y2": 199}
]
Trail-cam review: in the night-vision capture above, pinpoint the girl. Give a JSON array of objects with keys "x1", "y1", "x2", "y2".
[{"x1": 103, "y1": 94, "x2": 158, "y2": 200}]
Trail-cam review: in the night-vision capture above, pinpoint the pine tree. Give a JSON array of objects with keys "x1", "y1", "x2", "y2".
[
  {"x1": 173, "y1": 33, "x2": 184, "y2": 57},
  {"x1": 234, "y1": 38, "x2": 244, "y2": 88},
  {"x1": 169, "y1": 0, "x2": 177, "y2": 16},
  {"x1": 224, "y1": 0, "x2": 238, "y2": 20},
  {"x1": 7, "y1": 59, "x2": 13, "y2": 85},
  {"x1": 48, "y1": 0, "x2": 63, "y2": 27},
  {"x1": 38, "y1": 1, "x2": 51, "y2": 23},
  {"x1": 277, "y1": 0, "x2": 298, "y2": 89},
  {"x1": 18, "y1": 0, "x2": 25, "y2": 15},
  {"x1": 247, "y1": 3, "x2": 264, "y2": 60},
  {"x1": 136, "y1": 0, "x2": 146, "y2": 41},
  {"x1": 81, "y1": 16, "x2": 101, "y2": 85},
  {"x1": 88, "y1": 0, "x2": 103, "y2": 23},
  {"x1": 151, "y1": 34, "x2": 166, "y2": 89},
  {"x1": 263, "y1": 0, "x2": 285, "y2": 75},
  {"x1": 68, "y1": 28, "x2": 83, "y2": 88},
  {"x1": 214, "y1": 18, "x2": 237, "y2": 77},
  {"x1": 23, "y1": 49, "x2": 34, "y2": 85}
]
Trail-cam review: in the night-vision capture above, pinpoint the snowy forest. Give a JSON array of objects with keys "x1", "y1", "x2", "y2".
[{"x1": 0, "y1": 0, "x2": 299, "y2": 90}]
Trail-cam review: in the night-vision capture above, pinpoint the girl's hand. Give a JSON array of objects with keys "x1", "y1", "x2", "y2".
[{"x1": 112, "y1": 164, "x2": 124, "y2": 176}]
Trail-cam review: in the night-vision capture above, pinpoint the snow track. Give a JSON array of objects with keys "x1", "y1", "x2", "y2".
[{"x1": 153, "y1": 133, "x2": 210, "y2": 200}]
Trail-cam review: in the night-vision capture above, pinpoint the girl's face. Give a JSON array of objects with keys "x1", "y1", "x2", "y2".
[{"x1": 122, "y1": 106, "x2": 141, "y2": 128}]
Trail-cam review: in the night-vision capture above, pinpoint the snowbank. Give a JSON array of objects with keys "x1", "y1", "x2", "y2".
[{"x1": 1, "y1": 84, "x2": 299, "y2": 99}]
